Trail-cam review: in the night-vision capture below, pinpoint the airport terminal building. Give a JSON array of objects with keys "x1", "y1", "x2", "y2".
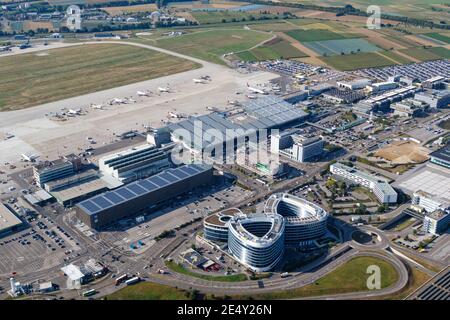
[{"x1": 75, "y1": 164, "x2": 214, "y2": 229}]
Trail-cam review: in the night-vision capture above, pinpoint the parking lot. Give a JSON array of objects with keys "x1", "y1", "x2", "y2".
[{"x1": 0, "y1": 216, "x2": 81, "y2": 277}]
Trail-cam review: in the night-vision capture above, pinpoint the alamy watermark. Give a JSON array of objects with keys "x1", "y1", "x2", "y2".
[
  {"x1": 366, "y1": 265, "x2": 381, "y2": 290},
  {"x1": 367, "y1": 5, "x2": 381, "y2": 30},
  {"x1": 66, "y1": 5, "x2": 82, "y2": 31}
]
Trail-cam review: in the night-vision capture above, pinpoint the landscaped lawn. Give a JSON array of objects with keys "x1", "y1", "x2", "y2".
[
  {"x1": 166, "y1": 260, "x2": 248, "y2": 282},
  {"x1": 106, "y1": 282, "x2": 190, "y2": 300}
]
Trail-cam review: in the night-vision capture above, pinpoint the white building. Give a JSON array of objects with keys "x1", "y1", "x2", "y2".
[
  {"x1": 414, "y1": 90, "x2": 450, "y2": 109},
  {"x1": 423, "y1": 210, "x2": 450, "y2": 235},
  {"x1": 278, "y1": 134, "x2": 323, "y2": 163},
  {"x1": 367, "y1": 81, "x2": 398, "y2": 93},
  {"x1": 337, "y1": 78, "x2": 372, "y2": 90},
  {"x1": 330, "y1": 162, "x2": 397, "y2": 204},
  {"x1": 391, "y1": 99, "x2": 428, "y2": 117},
  {"x1": 99, "y1": 144, "x2": 171, "y2": 184},
  {"x1": 412, "y1": 190, "x2": 450, "y2": 213}
]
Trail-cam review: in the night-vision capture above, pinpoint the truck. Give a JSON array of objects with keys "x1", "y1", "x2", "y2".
[
  {"x1": 82, "y1": 289, "x2": 97, "y2": 297},
  {"x1": 114, "y1": 274, "x2": 128, "y2": 286}
]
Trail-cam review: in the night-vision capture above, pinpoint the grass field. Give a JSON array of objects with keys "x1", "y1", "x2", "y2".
[
  {"x1": 191, "y1": 11, "x2": 278, "y2": 24},
  {"x1": 321, "y1": 52, "x2": 398, "y2": 71},
  {"x1": 235, "y1": 37, "x2": 308, "y2": 61},
  {"x1": 106, "y1": 282, "x2": 190, "y2": 300},
  {"x1": 165, "y1": 260, "x2": 248, "y2": 282},
  {"x1": 424, "y1": 33, "x2": 450, "y2": 44},
  {"x1": 153, "y1": 29, "x2": 272, "y2": 65},
  {"x1": 0, "y1": 44, "x2": 199, "y2": 111},
  {"x1": 232, "y1": 256, "x2": 399, "y2": 299},
  {"x1": 399, "y1": 46, "x2": 450, "y2": 61},
  {"x1": 379, "y1": 50, "x2": 414, "y2": 64},
  {"x1": 285, "y1": 29, "x2": 362, "y2": 42},
  {"x1": 303, "y1": 38, "x2": 380, "y2": 56}
]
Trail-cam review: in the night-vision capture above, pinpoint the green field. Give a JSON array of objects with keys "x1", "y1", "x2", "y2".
[
  {"x1": 233, "y1": 256, "x2": 399, "y2": 299},
  {"x1": 0, "y1": 43, "x2": 199, "y2": 111},
  {"x1": 321, "y1": 52, "x2": 398, "y2": 70},
  {"x1": 235, "y1": 37, "x2": 308, "y2": 61},
  {"x1": 285, "y1": 29, "x2": 362, "y2": 42},
  {"x1": 106, "y1": 282, "x2": 190, "y2": 300},
  {"x1": 399, "y1": 46, "x2": 450, "y2": 61},
  {"x1": 379, "y1": 50, "x2": 414, "y2": 64},
  {"x1": 303, "y1": 38, "x2": 380, "y2": 56},
  {"x1": 424, "y1": 33, "x2": 450, "y2": 44},
  {"x1": 152, "y1": 29, "x2": 272, "y2": 65},
  {"x1": 165, "y1": 260, "x2": 248, "y2": 282},
  {"x1": 192, "y1": 11, "x2": 278, "y2": 24}
]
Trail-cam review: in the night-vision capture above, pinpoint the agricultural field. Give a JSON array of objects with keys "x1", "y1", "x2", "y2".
[
  {"x1": 102, "y1": 4, "x2": 158, "y2": 16},
  {"x1": 285, "y1": 29, "x2": 362, "y2": 42},
  {"x1": 106, "y1": 282, "x2": 190, "y2": 300},
  {"x1": 0, "y1": 43, "x2": 199, "y2": 111},
  {"x1": 423, "y1": 32, "x2": 450, "y2": 44},
  {"x1": 303, "y1": 38, "x2": 381, "y2": 56},
  {"x1": 152, "y1": 28, "x2": 272, "y2": 65},
  {"x1": 235, "y1": 37, "x2": 308, "y2": 61},
  {"x1": 399, "y1": 46, "x2": 450, "y2": 61},
  {"x1": 191, "y1": 10, "x2": 278, "y2": 24},
  {"x1": 321, "y1": 52, "x2": 400, "y2": 71},
  {"x1": 377, "y1": 50, "x2": 415, "y2": 64}
]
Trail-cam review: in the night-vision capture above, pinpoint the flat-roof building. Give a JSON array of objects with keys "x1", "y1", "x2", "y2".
[
  {"x1": 330, "y1": 162, "x2": 397, "y2": 204},
  {"x1": 414, "y1": 90, "x2": 450, "y2": 109},
  {"x1": 0, "y1": 203, "x2": 23, "y2": 237},
  {"x1": 75, "y1": 164, "x2": 214, "y2": 229},
  {"x1": 278, "y1": 134, "x2": 323, "y2": 163},
  {"x1": 33, "y1": 159, "x2": 75, "y2": 187},
  {"x1": 430, "y1": 144, "x2": 450, "y2": 169},
  {"x1": 391, "y1": 99, "x2": 428, "y2": 117},
  {"x1": 412, "y1": 190, "x2": 450, "y2": 213},
  {"x1": 423, "y1": 210, "x2": 450, "y2": 235}
]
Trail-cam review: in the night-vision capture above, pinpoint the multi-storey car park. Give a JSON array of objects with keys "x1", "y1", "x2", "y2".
[
  {"x1": 75, "y1": 164, "x2": 214, "y2": 229},
  {"x1": 264, "y1": 193, "x2": 329, "y2": 246},
  {"x1": 228, "y1": 212, "x2": 285, "y2": 272}
]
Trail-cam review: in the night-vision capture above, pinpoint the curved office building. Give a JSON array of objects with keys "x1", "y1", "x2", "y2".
[
  {"x1": 265, "y1": 193, "x2": 328, "y2": 246},
  {"x1": 203, "y1": 208, "x2": 242, "y2": 242},
  {"x1": 228, "y1": 213, "x2": 285, "y2": 272}
]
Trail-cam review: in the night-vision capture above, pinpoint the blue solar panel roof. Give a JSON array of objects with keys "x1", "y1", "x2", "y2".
[{"x1": 76, "y1": 164, "x2": 212, "y2": 215}]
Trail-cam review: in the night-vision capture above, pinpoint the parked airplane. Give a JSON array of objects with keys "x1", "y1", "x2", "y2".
[
  {"x1": 228, "y1": 100, "x2": 240, "y2": 106},
  {"x1": 246, "y1": 94, "x2": 257, "y2": 99},
  {"x1": 21, "y1": 153, "x2": 39, "y2": 162},
  {"x1": 168, "y1": 111, "x2": 187, "y2": 119},
  {"x1": 90, "y1": 104, "x2": 104, "y2": 110},
  {"x1": 158, "y1": 86, "x2": 170, "y2": 93},
  {"x1": 247, "y1": 83, "x2": 268, "y2": 95},
  {"x1": 137, "y1": 90, "x2": 152, "y2": 97},
  {"x1": 110, "y1": 98, "x2": 127, "y2": 105},
  {"x1": 68, "y1": 108, "x2": 82, "y2": 115}
]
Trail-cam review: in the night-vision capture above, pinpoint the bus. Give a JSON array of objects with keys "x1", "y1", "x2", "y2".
[
  {"x1": 125, "y1": 276, "x2": 140, "y2": 286},
  {"x1": 82, "y1": 289, "x2": 97, "y2": 297},
  {"x1": 115, "y1": 274, "x2": 128, "y2": 286}
]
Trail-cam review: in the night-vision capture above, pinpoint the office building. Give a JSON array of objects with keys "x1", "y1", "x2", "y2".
[
  {"x1": 75, "y1": 164, "x2": 213, "y2": 229},
  {"x1": 422, "y1": 210, "x2": 450, "y2": 235},
  {"x1": 99, "y1": 144, "x2": 172, "y2": 184},
  {"x1": 414, "y1": 90, "x2": 450, "y2": 109},
  {"x1": 429, "y1": 144, "x2": 450, "y2": 169},
  {"x1": 278, "y1": 134, "x2": 323, "y2": 163},
  {"x1": 228, "y1": 213, "x2": 285, "y2": 272},
  {"x1": 368, "y1": 81, "x2": 398, "y2": 93},
  {"x1": 264, "y1": 193, "x2": 328, "y2": 246},
  {"x1": 330, "y1": 162, "x2": 398, "y2": 204},
  {"x1": 412, "y1": 190, "x2": 450, "y2": 213},
  {"x1": 203, "y1": 208, "x2": 242, "y2": 242},
  {"x1": 391, "y1": 99, "x2": 428, "y2": 117},
  {"x1": 33, "y1": 159, "x2": 75, "y2": 187}
]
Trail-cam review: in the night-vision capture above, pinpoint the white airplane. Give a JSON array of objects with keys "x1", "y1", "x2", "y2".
[
  {"x1": 158, "y1": 87, "x2": 170, "y2": 93},
  {"x1": 168, "y1": 111, "x2": 187, "y2": 119},
  {"x1": 128, "y1": 98, "x2": 137, "y2": 103},
  {"x1": 68, "y1": 108, "x2": 81, "y2": 115},
  {"x1": 246, "y1": 94, "x2": 257, "y2": 99},
  {"x1": 193, "y1": 78, "x2": 206, "y2": 84},
  {"x1": 90, "y1": 104, "x2": 104, "y2": 110},
  {"x1": 137, "y1": 90, "x2": 152, "y2": 97},
  {"x1": 110, "y1": 98, "x2": 127, "y2": 105},
  {"x1": 21, "y1": 153, "x2": 39, "y2": 162},
  {"x1": 247, "y1": 84, "x2": 268, "y2": 95},
  {"x1": 228, "y1": 100, "x2": 240, "y2": 106}
]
